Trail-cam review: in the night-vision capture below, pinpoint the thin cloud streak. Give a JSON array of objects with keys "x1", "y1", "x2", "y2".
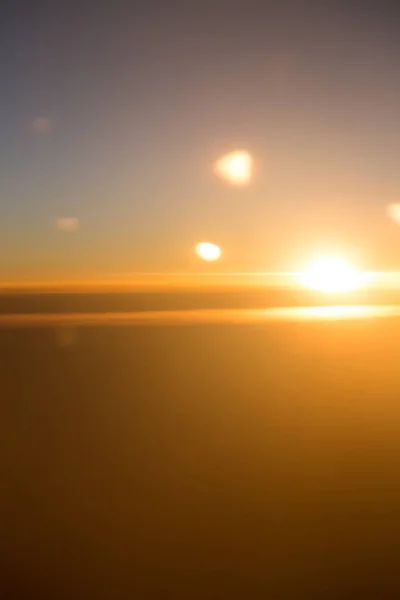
[{"x1": 0, "y1": 306, "x2": 399, "y2": 330}]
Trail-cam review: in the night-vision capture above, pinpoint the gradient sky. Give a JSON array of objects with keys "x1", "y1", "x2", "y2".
[{"x1": 1, "y1": 0, "x2": 400, "y2": 281}]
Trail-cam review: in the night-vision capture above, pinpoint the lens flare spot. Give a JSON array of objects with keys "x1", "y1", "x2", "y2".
[
  {"x1": 387, "y1": 203, "x2": 400, "y2": 225},
  {"x1": 32, "y1": 117, "x2": 52, "y2": 133},
  {"x1": 195, "y1": 242, "x2": 222, "y2": 262},
  {"x1": 55, "y1": 326, "x2": 79, "y2": 348},
  {"x1": 56, "y1": 218, "x2": 80, "y2": 232},
  {"x1": 214, "y1": 150, "x2": 252, "y2": 186},
  {"x1": 298, "y1": 256, "x2": 367, "y2": 293}
]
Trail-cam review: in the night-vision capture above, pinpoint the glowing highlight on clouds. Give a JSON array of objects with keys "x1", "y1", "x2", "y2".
[{"x1": 214, "y1": 150, "x2": 253, "y2": 186}]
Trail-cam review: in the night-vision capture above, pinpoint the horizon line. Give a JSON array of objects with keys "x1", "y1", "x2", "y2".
[{"x1": 0, "y1": 270, "x2": 399, "y2": 294}]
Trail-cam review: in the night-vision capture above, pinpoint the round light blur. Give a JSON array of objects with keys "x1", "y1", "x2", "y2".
[
  {"x1": 214, "y1": 150, "x2": 252, "y2": 186},
  {"x1": 195, "y1": 242, "x2": 222, "y2": 262},
  {"x1": 387, "y1": 203, "x2": 400, "y2": 225}
]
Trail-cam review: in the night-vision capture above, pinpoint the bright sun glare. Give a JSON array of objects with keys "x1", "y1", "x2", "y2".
[
  {"x1": 298, "y1": 256, "x2": 367, "y2": 293},
  {"x1": 195, "y1": 242, "x2": 222, "y2": 262}
]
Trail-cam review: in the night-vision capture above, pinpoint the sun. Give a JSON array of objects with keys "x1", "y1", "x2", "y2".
[
  {"x1": 195, "y1": 242, "x2": 222, "y2": 262},
  {"x1": 298, "y1": 256, "x2": 366, "y2": 293}
]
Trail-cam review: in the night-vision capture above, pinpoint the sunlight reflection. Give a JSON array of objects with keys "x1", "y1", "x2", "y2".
[{"x1": 280, "y1": 305, "x2": 398, "y2": 321}]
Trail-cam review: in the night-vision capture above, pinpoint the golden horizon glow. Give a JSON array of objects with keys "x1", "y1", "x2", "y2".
[
  {"x1": 4, "y1": 269, "x2": 400, "y2": 295},
  {"x1": 1, "y1": 305, "x2": 400, "y2": 330},
  {"x1": 195, "y1": 242, "x2": 222, "y2": 262},
  {"x1": 298, "y1": 256, "x2": 368, "y2": 293},
  {"x1": 214, "y1": 150, "x2": 253, "y2": 186}
]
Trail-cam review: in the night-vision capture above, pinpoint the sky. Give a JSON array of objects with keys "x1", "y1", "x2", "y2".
[{"x1": 1, "y1": 0, "x2": 400, "y2": 282}]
